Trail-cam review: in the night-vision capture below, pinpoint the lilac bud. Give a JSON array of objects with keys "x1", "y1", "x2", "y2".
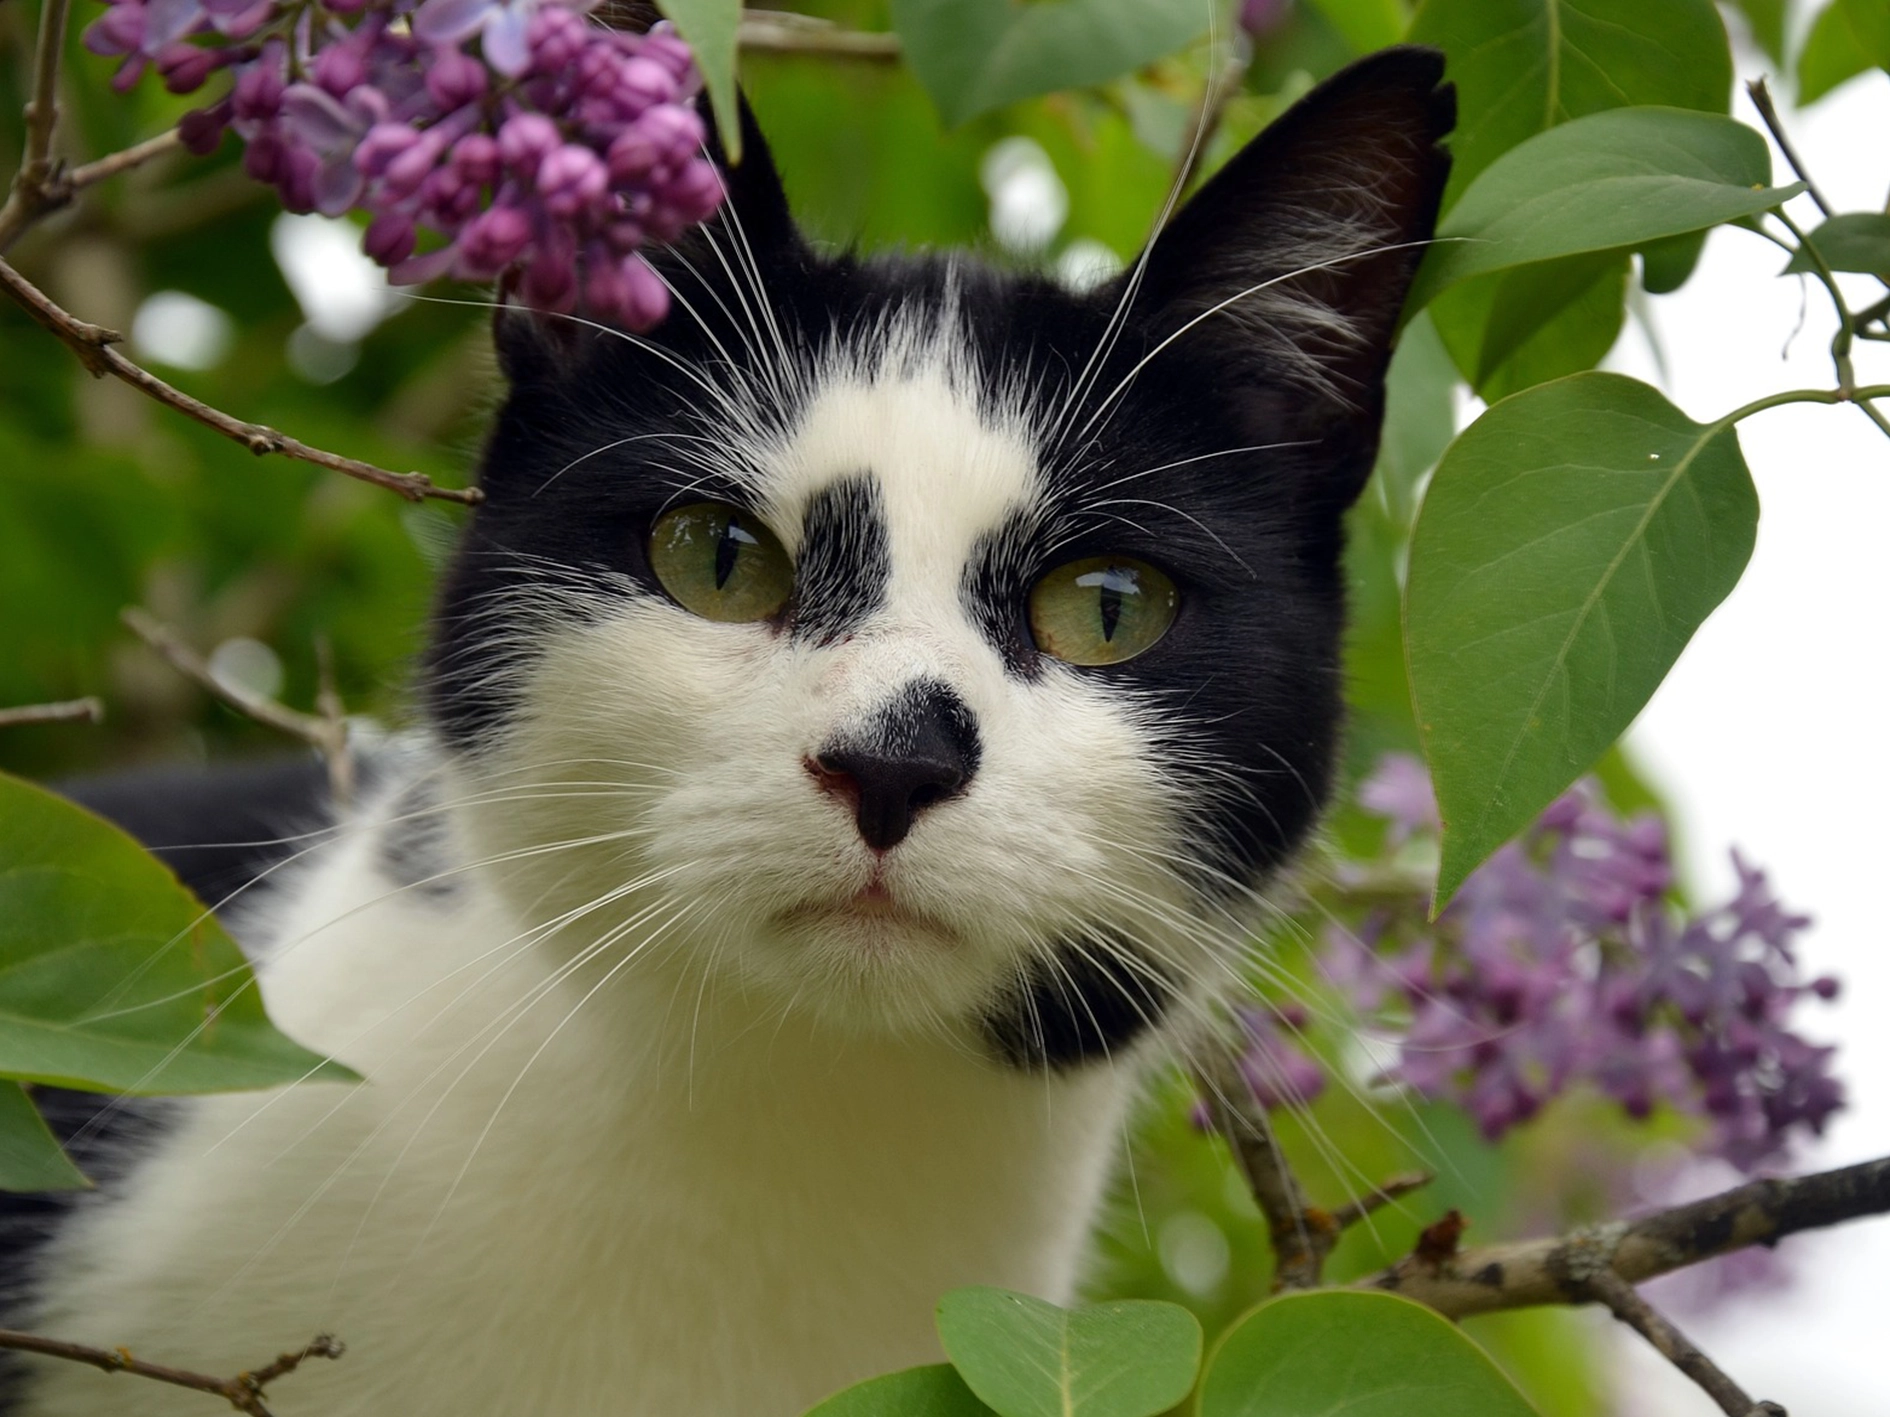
[
  {"x1": 615, "y1": 56, "x2": 675, "y2": 115},
  {"x1": 456, "y1": 203, "x2": 533, "y2": 278},
  {"x1": 602, "y1": 216, "x2": 644, "y2": 253},
  {"x1": 662, "y1": 158, "x2": 723, "y2": 225},
  {"x1": 425, "y1": 47, "x2": 487, "y2": 111},
  {"x1": 211, "y1": 0, "x2": 273, "y2": 35},
  {"x1": 157, "y1": 41, "x2": 222, "y2": 94},
  {"x1": 177, "y1": 99, "x2": 231, "y2": 154},
  {"x1": 535, "y1": 143, "x2": 606, "y2": 219},
  {"x1": 1238, "y1": 0, "x2": 1292, "y2": 40},
  {"x1": 363, "y1": 212, "x2": 418, "y2": 266},
  {"x1": 324, "y1": 0, "x2": 367, "y2": 12},
  {"x1": 312, "y1": 41, "x2": 367, "y2": 98},
  {"x1": 520, "y1": 247, "x2": 577, "y2": 313},
  {"x1": 83, "y1": 5, "x2": 146, "y2": 57},
  {"x1": 606, "y1": 124, "x2": 660, "y2": 185},
  {"x1": 639, "y1": 103, "x2": 704, "y2": 167},
  {"x1": 382, "y1": 136, "x2": 444, "y2": 201},
  {"x1": 450, "y1": 133, "x2": 502, "y2": 187},
  {"x1": 525, "y1": 7, "x2": 584, "y2": 71},
  {"x1": 232, "y1": 59, "x2": 285, "y2": 120},
  {"x1": 421, "y1": 166, "x2": 481, "y2": 225},
  {"x1": 638, "y1": 30, "x2": 695, "y2": 81},
  {"x1": 497, "y1": 112, "x2": 560, "y2": 177},
  {"x1": 277, "y1": 144, "x2": 321, "y2": 213},
  {"x1": 618, "y1": 254, "x2": 668, "y2": 331},
  {"x1": 242, "y1": 128, "x2": 285, "y2": 183},
  {"x1": 354, "y1": 122, "x2": 422, "y2": 178}
]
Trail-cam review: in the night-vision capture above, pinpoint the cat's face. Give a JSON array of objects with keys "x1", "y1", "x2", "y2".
[{"x1": 426, "y1": 49, "x2": 1453, "y2": 1067}]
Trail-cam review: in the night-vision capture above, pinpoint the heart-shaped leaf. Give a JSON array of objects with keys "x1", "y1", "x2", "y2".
[
  {"x1": 1796, "y1": 0, "x2": 1880, "y2": 104},
  {"x1": 1784, "y1": 212, "x2": 1890, "y2": 278},
  {"x1": 1197, "y1": 1291, "x2": 1542, "y2": 1416},
  {"x1": 0, "y1": 773, "x2": 354, "y2": 1094},
  {"x1": 1406, "y1": 373, "x2": 1759, "y2": 905},
  {"x1": 935, "y1": 1287, "x2": 1201, "y2": 1417},
  {"x1": 802, "y1": 1364, "x2": 997, "y2": 1416},
  {"x1": 0, "y1": 1081, "x2": 89, "y2": 1192},
  {"x1": 1408, "y1": 0, "x2": 1731, "y2": 209},
  {"x1": 891, "y1": 0, "x2": 1209, "y2": 127},
  {"x1": 1410, "y1": 107, "x2": 1799, "y2": 308}
]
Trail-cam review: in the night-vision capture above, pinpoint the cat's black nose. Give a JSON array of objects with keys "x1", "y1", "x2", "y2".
[{"x1": 810, "y1": 680, "x2": 981, "y2": 852}]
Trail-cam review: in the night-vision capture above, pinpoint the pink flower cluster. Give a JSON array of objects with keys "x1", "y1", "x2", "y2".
[
  {"x1": 1231, "y1": 756, "x2": 1844, "y2": 1172},
  {"x1": 83, "y1": 0, "x2": 725, "y2": 330}
]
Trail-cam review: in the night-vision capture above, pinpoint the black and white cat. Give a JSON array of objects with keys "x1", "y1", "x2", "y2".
[{"x1": 10, "y1": 47, "x2": 1452, "y2": 1415}]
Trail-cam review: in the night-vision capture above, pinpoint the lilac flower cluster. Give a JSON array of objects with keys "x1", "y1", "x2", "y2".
[
  {"x1": 1240, "y1": 756, "x2": 1844, "y2": 1171},
  {"x1": 83, "y1": 0, "x2": 724, "y2": 329}
]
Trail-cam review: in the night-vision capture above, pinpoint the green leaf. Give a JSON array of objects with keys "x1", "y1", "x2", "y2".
[
  {"x1": 890, "y1": 0, "x2": 1209, "y2": 127},
  {"x1": 1838, "y1": 0, "x2": 1890, "y2": 66},
  {"x1": 934, "y1": 1287, "x2": 1201, "y2": 1417},
  {"x1": 1639, "y1": 229, "x2": 1708, "y2": 294},
  {"x1": 1432, "y1": 252, "x2": 1628, "y2": 401},
  {"x1": 657, "y1": 0, "x2": 742, "y2": 163},
  {"x1": 1406, "y1": 373, "x2": 1758, "y2": 905},
  {"x1": 1407, "y1": 0, "x2": 1732, "y2": 209},
  {"x1": 803, "y1": 1364, "x2": 998, "y2": 1417},
  {"x1": 0, "y1": 1081, "x2": 90, "y2": 1192},
  {"x1": 1797, "y1": 0, "x2": 1879, "y2": 104},
  {"x1": 1197, "y1": 1291, "x2": 1543, "y2": 1416},
  {"x1": 1724, "y1": 0, "x2": 1787, "y2": 64},
  {"x1": 0, "y1": 773, "x2": 354, "y2": 1094},
  {"x1": 1305, "y1": 0, "x2": 1408, "y2": 52},
  {"x1": 1784, "y1": 212, "x2": 1890, "y2": 278},
  {"x1": 1371, "y1": 312, "x2": 1460, "y2": 528},
  {"x1": 1410, "y1": 107, "x2": 1799, "y2": 308}
]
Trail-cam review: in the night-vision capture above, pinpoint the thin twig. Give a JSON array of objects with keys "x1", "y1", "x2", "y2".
[
  {"x1": 1579, "y1": 1269, "x2": 1783, "y2": 1417},
  {"x1": 0, "y1": 255, "x2": 481, "y2": 504},
  {"x1": 312, "y1": 634, "x2": 355, "y2": 807},
  {"x1": 736, "y1": 11, "x2": 898, "y2": 59},
  {"x1": 1199, "y1": 1052, "x2": 1430, "y2": 1288},
  {"x1": 0, "y1": 0, "x2": 75, "y2": 250},
  {"x1": 1360, "y1": 1153, "x2": 1890, "y2": 1319},
  {"x1": 0, "y1": 697, "x2": 104, "y2": 729},
  {"x1": 0, "y1": 1330, "x2": 341, "y2": 1416},
  {"x1": 1197, "y1": 1054, "x2": 1328, "y2": 1288},
  {"x1": 1746, "y1": 78, "x2": 1833, "y2": 219},
  {"x1": 121, "y1": 609, "x2": 349, "y2": 779}
]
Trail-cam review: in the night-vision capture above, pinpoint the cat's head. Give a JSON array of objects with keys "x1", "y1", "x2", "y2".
[{"x1": 425, "y1": 48, "x2": 1452, "y2": 1067}]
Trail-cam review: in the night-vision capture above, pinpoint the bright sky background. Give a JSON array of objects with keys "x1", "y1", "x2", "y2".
[{"x1": 1609, "y1": 64, "x2": 1890, "y2": 1417}]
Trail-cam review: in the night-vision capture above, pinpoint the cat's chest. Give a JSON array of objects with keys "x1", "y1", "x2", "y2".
[{"x1": 22, "y1": 824, "x2": 1131, "y2": 1416}]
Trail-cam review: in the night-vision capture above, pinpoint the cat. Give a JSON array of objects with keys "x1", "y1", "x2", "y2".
[{"x1": 7, "y1": 46, "x2": 1452, "y2": 1416}]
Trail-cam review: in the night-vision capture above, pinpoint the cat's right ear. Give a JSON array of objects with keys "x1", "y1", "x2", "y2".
[{"x1": 1115, "y1": 47, "x2": 1454, "y2": 495}]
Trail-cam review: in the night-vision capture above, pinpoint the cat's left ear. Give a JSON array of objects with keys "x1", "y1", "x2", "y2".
[{"x1": 1122, "y1": 46, "x2": 1453, "y2": 492}]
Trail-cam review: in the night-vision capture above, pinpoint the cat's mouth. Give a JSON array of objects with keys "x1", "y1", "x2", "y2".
[{"x1": 776, "y1": 882, "x2": 960, "y2": 945}]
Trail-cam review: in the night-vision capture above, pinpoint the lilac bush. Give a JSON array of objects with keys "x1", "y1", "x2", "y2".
[
  {"x1": 1241, "y1": 756, "x2": 1844, "y2": 1172},
  {"x1": 84, "y1": 0, "x2": 724, "y2": 329}
]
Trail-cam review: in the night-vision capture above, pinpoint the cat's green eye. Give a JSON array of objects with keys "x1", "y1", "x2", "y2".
[
  {"x1": 649, "y1": 503, "x2": 794, "y2": 623},
  {"x1": 1028, "y1": 556, "x2": 1179, "y2": 666}
]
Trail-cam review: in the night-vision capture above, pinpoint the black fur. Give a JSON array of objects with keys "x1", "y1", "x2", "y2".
[
  {"x1": 789, "y1": 473, "x2": 891, "y2": 645},
  {"x1": 982, "y1": 933, "x2": 1175, "y2": 1071}
]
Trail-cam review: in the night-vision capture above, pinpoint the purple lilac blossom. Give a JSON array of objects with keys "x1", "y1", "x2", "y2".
[
  {"x1": 83, "y1": 0, "x2": 723, "y2": 330},
  {"x1": 1238, "y1": 755, "x2": 1843, "y2": 1173}
]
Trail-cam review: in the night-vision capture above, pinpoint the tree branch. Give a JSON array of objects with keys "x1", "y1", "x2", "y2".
[
  {"x1": 1198, "y1": 1051, "x2": 1433, "y2": 1290},
  {"x1": 0, "y1": 255, "x2": 481, "y2": 504},
  {"x1": 1745, "y1": 79, "x2": 1833, "y2": 220},
  {"x1": 0, "y1": 1330, "x2": 341, "y2": 1416},
  {"x1": 1579, "y1": 1269, "x2": 1784, "y2": 1417},
  {"x1": 1360, "y1": 1153, "x2": 1890, "y2": 1319},
  {"x1": 121, "y1": 609, "x2": 351, "y2": 788},
  {"x1": 736, "y1": 11, "x2": 899, "y2": 59},
  {"x1": 0, "y1": 0, "x2": 77, "y2": 250},
  {"x1": 0, "y1": 698, "x2": 104, "y2": 729}
]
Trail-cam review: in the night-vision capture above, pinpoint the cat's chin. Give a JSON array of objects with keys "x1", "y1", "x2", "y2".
[{"x1": 774, "y1": 885, "x2": 961, "y2": 955}]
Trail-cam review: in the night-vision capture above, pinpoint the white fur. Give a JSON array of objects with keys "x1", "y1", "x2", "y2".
[{"x1": 22, "y1": 320, "x2": 1249, "y2": 1415}]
